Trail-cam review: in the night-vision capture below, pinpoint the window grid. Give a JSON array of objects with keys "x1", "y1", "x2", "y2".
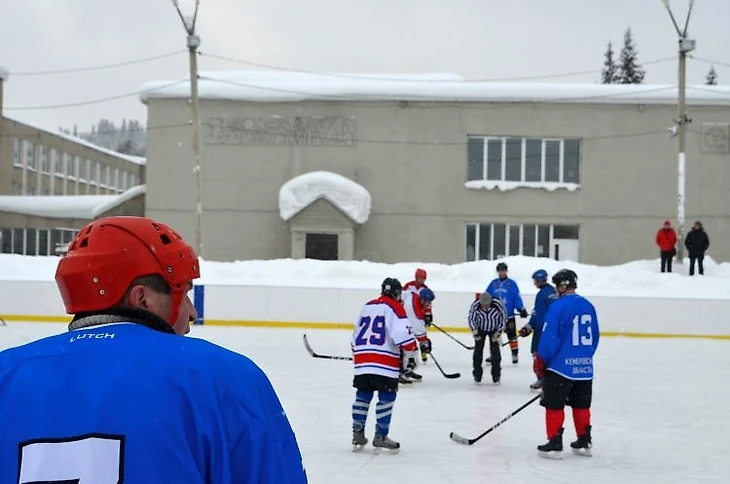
[
  {"x1": 467, "y1": 136, "x2": 580, "y2": 184},
  {"x1": 466, "y1": 222, "x2": 578, "y2": 262}
]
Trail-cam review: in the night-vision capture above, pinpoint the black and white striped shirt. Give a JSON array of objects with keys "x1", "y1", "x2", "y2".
[{"x1": 468, "y1": 298, "x2": 507, "y2": 333}]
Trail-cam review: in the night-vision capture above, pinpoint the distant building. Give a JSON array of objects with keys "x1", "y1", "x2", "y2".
[
  {"x1": 0, "y1": 67, "x2": 146, "y2": 256},
  {"x1": 139, "y1": 70, "x2": 730, "y2": 265}
]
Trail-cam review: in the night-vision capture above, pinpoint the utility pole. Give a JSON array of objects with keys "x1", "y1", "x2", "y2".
[
  {"x1": 662, "y1": 0, "x2": 696, "y2": 264},
  {"x1": 172, "y1": 0, "x2": 204, "y2": 257}
]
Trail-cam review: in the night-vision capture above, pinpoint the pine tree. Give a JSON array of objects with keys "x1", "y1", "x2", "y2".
[
  {"x1": 601, "y1": 41, "x2": 619, "y2": 84},
  {"x1": 706, "y1": 66, "x2": 718, "y2": 85},
  {"x1": 617, "y1": 27, "x2": 646, "y2": 84}
]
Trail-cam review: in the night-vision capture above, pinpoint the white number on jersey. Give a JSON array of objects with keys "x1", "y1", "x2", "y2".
[
  {"x1": 571, "y1": 314, "x2": 593, "y2": 347},
  {"x1": 18, "y1": 433, "x2": 124, "y2": 484}
]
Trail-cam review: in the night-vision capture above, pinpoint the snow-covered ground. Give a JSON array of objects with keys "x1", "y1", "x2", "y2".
[{"x1": 2, "y1": 253, "x2": 729, "y2": 300}]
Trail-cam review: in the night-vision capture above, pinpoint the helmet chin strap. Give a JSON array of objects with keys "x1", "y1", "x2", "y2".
[{"x1": 167, "y1": 288, "x2": 185, "y2": 330}]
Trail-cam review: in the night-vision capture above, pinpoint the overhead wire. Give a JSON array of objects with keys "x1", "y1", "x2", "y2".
[{"x1": 9, "y1": 51, "x2": 186, "y2": 76}]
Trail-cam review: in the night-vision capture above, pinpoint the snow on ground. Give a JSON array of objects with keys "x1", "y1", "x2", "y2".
[{"x1": 1, "y1": 254, "x2": 729, "y2": 300}]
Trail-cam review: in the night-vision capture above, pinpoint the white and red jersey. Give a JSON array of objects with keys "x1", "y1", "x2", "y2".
[
  {"x1": 403, "y1": 280, "x2": 433, "y2": 318},
  {"x1": 403, "y1": 292, "x2": 429, "y2": 343},
  {"x1": 403, "y1": 280, "x2": 427, "y2": 296},
  {"x1": 351, "y1": 296, "x2": 418, "y2": 379}
]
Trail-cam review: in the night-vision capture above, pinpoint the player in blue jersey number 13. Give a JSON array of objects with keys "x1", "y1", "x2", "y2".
[
  {"x1": 535, "y1": 269, "x2": 600, "y2": 459},
  {"x1": 0, "y1": 216, "x2": 308, "y2": 483}
]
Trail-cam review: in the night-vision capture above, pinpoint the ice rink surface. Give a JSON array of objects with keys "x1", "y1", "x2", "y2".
[{"x1": 2, "y1": 322, "x2": 729, "y2": 484}]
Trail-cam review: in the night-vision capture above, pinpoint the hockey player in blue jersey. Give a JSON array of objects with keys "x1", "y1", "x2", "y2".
[
  {"x1": 518, "y1": 269, "x2": 557, "y2": 390},
  {"x1": 0, "y1": 216, "x2": 308, "y2": 483},
  {"x1": 485, "y1": 262, "x2": 529, "y2": 364},
  {"x1": 536, "y1": 269, "x2": 600, "y2": 459}
]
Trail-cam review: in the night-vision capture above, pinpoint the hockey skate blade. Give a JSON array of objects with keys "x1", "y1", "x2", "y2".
[
  {"x1": 571, "y1": 447, "x2": 593, "y2": 457},
  {"x1": 449, "y1": 432, "x2": 471, "y2": 445},
  {"x1": 538, "y1": 450, "x2": 563, "y2": 460},
  {"x1": 372, "y1": 446, "x2": 400, "y2": 455},
  {"x1": 352, "y1": 444, "x2": 367, "y2": 453}
]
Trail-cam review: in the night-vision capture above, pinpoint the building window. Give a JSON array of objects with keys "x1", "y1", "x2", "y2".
[
  {"x1": 0, "y1": 228, "x2": 10, "y2": 253},
  {"x1": 40, "y1": 146, "x2": 50, "y2": 173},
  {"x1": 25, "y1": 141, "x2": 37, "y2": 171},
  {"x1": 130, "y1": 173, "x2": 138, "y2": 187},
  {"x1": 54, "y1": 151, "x2": 64, "y2": 175},
  {"x1": 120, "y1": 171, "x2": 128, "y2": 190},
  {"x1": 26, "y1": 186, "x2": 36, "y2": 196},
  {"x1": 66, "y1": 155, "x2": 76, "y2": 178},
  {"x1": 466, "y1": 222, "x2": 579, "y2": 261},
  {"x1": 13, "y1": 139, "x2": 22, "y2": 167},
  {"x1": 466, "y1": 136, "x2": 581, "y2": 186},
  {"x1": 12, "y1": 182, "x2": 23, "y2": 195}
]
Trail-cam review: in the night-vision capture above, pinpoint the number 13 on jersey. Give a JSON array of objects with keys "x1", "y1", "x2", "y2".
[{"x1": 572, "y1": 314, "x2": 593, "y2": 347}]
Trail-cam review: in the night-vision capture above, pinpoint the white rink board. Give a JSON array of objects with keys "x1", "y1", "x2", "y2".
[{"x1": 1, "y1": 281, "x2": 729, "y2": 337}]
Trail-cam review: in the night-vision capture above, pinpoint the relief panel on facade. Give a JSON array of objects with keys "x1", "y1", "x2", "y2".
[
  {"x1": 700, "y1": 122, "x2": 730, "y2": 154},
  {"x1": 204, "y1": 116, "x2": 357, "y2": 147}
]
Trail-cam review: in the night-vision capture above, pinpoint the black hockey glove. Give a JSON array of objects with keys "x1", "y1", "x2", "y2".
[
  {"x1": 424, "y1": 313, "x2": 433, "y2": 326},
  {"x1": 518, "y1": 324, "x2": 533, "y2": 338},
  {"x1": 519, "y1": 308, "x2": 529, "y2": 318}
]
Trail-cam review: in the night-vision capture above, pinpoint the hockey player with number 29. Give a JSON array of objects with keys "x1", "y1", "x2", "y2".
[
  {"x1": 350, "y1": 277, "x2": 419, "y2": 453},
  {"x1": 0, "y1": 216, "x2": 307, "y2": 483},
  {"x1": 536, "y1": 269, "x2": 600, "y2": 459}
]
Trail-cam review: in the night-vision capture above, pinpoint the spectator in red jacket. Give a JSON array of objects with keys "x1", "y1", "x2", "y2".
[{"x1": 655, "y1": 220, "x2": 678, "y2": 273}]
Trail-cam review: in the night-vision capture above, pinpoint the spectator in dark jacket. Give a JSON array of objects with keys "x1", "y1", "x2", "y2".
[
  {"x1": 684, "y1": 221, "x2": 710, "y2": 276},
  {"x1": 655, "y1": 220, "x2": 677, "y2": 273}
]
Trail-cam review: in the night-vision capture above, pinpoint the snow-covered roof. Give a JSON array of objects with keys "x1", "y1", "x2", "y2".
[
  {"x1": 0, "y1": 66, "x2": 9, "y2": 81},
  {"x1": 279, "y1": 171, "x2": 371, "y2": 224},
  {"x1": 0, "y1": 185, "x2": 146, "y2": 220},
  {"x1": 139, "y1": 70, "x2": 730, "y2": 106},
  {"x1": 3, "y1": 115, "x2": 146, "y2": 166}
]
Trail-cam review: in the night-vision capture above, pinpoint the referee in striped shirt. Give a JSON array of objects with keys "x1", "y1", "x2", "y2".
[{"x1": 469, "y1": 292, "x2": 507, "y2": 384}]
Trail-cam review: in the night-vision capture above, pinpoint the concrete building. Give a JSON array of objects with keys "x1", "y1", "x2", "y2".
[
  {"x1": 139, "y1": 71, "x2": 730, "y2": 265},
  {"x1": 0, "y1": 67, "x2": 146, "y2": 255}
]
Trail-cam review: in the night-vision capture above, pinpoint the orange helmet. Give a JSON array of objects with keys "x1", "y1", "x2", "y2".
[
  {"x1": 55, "y1": 216, "x2": 200, "y2": 326},
  {"x1": 415, "y1": 268, "x2": 427, "y2": 280}
]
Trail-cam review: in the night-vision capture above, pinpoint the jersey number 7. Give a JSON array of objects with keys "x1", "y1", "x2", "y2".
[{"x1": 355, "y1": 315, "x2": 387, "y2": 346}]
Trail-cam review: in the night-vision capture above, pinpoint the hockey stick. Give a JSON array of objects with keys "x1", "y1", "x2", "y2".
[
  {"x1": 302, "y1": 334, "x2": 353, "y2": 361},
  {"x1": 0, "y1": 316, "x2": 6, "y2": 326},
  {"x1": 449, "y1": 394, "x2": 541, "y2": 445},
  {"x1": 430, "y1": 323, "x2": 474, "y2": 350},
  {"x1": 427, "y1": 352, "x2": 461, "y2": 379}
]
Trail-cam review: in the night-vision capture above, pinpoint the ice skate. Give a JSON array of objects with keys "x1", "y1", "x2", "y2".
[
  {"x1": 398, "y1": 372, "x2": 413, "y2": 385},
  {"x1": 570, "y1": 425, "x2": 593, "y2": 457},
  {"x1": 511, "y1": 351, "x2": 519, "y2": 365},
  {"x1": 537, "y1": 428, "x2": 564, "y2": 459},
  {"x1": 403, "y1": 369, "x2": 422, "y2": 382},
  {"x1": 351, "y1": 430, "x2": 368, "y2": 452},
  {"x1": 530, "y1": 379, "x2": 543, "y2": 390},
  {"x1": 373, "y1": 434, "x2": 400, "y2": 454}
]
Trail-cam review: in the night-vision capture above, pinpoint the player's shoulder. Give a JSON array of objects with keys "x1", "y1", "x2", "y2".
[{"x1": 365, "y1": 296, "x2": 407, "y2": 318}]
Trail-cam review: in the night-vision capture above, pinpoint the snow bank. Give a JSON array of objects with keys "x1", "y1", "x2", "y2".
[{"x1": 2, "y1": 254, "x2": 730, "y2": 300}]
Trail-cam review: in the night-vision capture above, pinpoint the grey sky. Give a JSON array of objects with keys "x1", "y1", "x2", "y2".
[{"x1": 1, "y1": 0, "x2": 728, "y2": 132}]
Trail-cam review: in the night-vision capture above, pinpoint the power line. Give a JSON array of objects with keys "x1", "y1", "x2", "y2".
[
  {"x1": 3, "y1": 80, "x2": 188, "y2": 111},
  {"x1": 689, "y1": 55, "x2": 730, "y2": 70},
  {"x1": 9, "y1": 51, "x2": 186, "y2": 76},
  {"x1": 199, "y1": 51, "x2": 677, "y2": 83}
]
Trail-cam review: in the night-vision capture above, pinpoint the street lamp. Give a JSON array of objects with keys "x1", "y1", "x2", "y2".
[
  {"x1": 172, "y1": 0, "x2": 203, "y2": 257},
  {"x1": 662, "y1": 0, "x2": 696, "y2": 264}
]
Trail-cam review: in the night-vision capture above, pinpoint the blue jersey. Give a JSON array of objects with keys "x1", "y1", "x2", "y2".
[
  {"x1": 529, "y1": 284, "x2": 557, "y2": 353},
  {"x1": 537, "y1": 293, "x2": 600, "y2": 380},
  {"x1": 486, "y1": 277, "x2": 525, "y2": 317},
  {"x1": 0, "y1": 322, "x2": 308, "y2": 483}
]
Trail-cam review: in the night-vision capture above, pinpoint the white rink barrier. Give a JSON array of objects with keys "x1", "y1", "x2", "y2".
[{"x1": 1, "y1": 281, "x2": 729, "y2": 339}]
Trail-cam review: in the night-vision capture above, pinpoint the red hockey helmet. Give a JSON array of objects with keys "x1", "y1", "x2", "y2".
[
  {"x1": 55, "y1": 216, "x2": 200, "y2": 326},
  {"x1": 415, "y1": 268, "x2": 427, "y2": 280}
]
